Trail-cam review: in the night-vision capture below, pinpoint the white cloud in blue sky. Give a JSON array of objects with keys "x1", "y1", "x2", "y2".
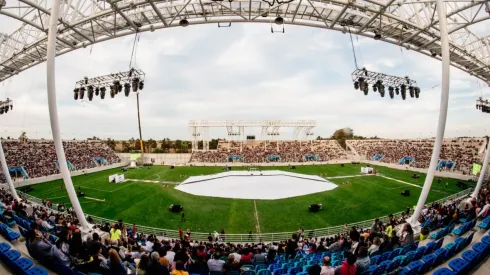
[{"x1": 0, "y1": 22, "x2": 489, "y2": 140}]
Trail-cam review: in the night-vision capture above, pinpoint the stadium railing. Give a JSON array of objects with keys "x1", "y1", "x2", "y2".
[{"x1": 16, "y1": 188, "x2": 473, "y2": 243}]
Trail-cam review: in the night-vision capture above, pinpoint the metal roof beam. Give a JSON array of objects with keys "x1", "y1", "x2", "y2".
[
  {"x1": 0, "y1": 10, "x2": 45, "y2": 31},
  {"x1": 357, "y1": 0, "x2": 397, "y2": 34},
  {"x1": 109, "y1": 1, "x2": 139, "y2": 31},
  {"x1": 329, "y1": 0, "x2": 351, "y2": 28},
  {"x1": 147, "y1": 0, "x2": 169, "y2": 27}
]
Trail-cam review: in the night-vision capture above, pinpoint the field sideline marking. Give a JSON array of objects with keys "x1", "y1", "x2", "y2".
[
  {"x1": 253, "y1": 200, "x2": 261, "y2": 234},
  {"x1": 109, "y1": 182, "x2": 136, "y2": 192},
  {"x1": 46, "y1": 195, "x2": 68, "y2": 200},
  {"x1": 378, "y1": 175, "x2": 423, "y2": 188},
  {"x1": 326, "y1": 174, "x2": 375, "y2": 179}
]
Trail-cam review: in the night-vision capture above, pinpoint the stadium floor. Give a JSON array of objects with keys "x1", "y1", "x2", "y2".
[{"x1": 18, "y1": 164, "x2": 474, "y2": 234}]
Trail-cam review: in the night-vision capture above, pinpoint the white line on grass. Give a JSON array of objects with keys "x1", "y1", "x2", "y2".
[
  {"x1": 46, "y1": 195, "x2": 68, "y2": 200},
  {"x1": 326, "y1": 174, "x2": 375, "y2": 179},
  {"x1": 378, "y1": 175, "x2": 422, "y2": 188},
  {"x1": 109, "y1": 182, "x2": 136, "y2": 193},
  {"x1": 253, "y1": 200, "x2": 261, "y2": 234}
]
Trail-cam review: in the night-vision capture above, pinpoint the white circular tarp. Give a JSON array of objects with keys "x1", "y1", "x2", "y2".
[{"x1": 175, "y1": 170, "x2": 337, "y2": 200}]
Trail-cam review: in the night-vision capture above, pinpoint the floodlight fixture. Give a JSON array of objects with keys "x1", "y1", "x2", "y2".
[
  {"x1": 74, "y1": 88, "x2": 79, "y2": 100},
  {"x1": 274, "y1": 16, "x2": 284, "y2": 25},
  {"x1": 476, "y1": 97, "x2": 490, "y2": 114},
  {"x1": 124, "y1": 83, "x2": 131, "y2": 97},
  {"x1": 374, "y1": 31, "x2": 381, "y2": 40},
  {"x1": 179, "y1": 18, "x2": 189, "y2": 27},
  {"x1": 79, "y1": 87, "x2": 85, "y2": 99},
  {"x1": 100, "y1": 87, "x2": 106, "y2": 99},
  {"x1": 139, "y1": 81, "x2": 144, "y2": 90},
  {"x1": 88, "y1": 85, "x2": 94, "y2": 101}
]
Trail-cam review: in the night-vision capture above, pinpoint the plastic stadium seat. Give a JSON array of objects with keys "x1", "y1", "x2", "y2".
[
  {"x1": 295, "y1": 272, "x2": 307, "y2": 275},
  {"x1": 413, "y1": 246, "x2": 426, "y2": 261},
  {"x1": 269, "y1": 264, "x2": 281, "y2": 271},
  {"x1": 287, "y1": 267, "x2": 301, "y2": 275},
  {"x1": 472, "y1": 242, "x2": 488, "y2": 253},
  {"x1": 25, "y1": 266, "x2": 49, "y2": 275},
  {"x1": 368, "y1": 264, "x2": 385, "y2": 275},
  {"x1": 4, "y1": 249, "x2": 21, "y2": 261},
  {"x1": 256, "y1": 264, "x2": 268, "y2": 271},
  {"x1": 274, "y1": 268, "x2": 287, "y2": 275},
  {"x1": 13, "y1": 257, "x2": 34, "y2": 273},
  {"x1": 481, "y1": 235, "x2": 490, "y2": 245},
  {"x1": 433, "y1": 251, "x2": 447, "y2": 267},
  {"x1": 379, "y1": 260, "x2": 392, "y2": 269},
  {"x1": 389, "y1": 248, "x2": 402, "y2": 260},
  {"x1": 401, "y1": 251, "x2": 415, "y2": 266},
  {"x1": 301, "y1": 265, "x2": 312, "y2": 272},
  {"x1": 386, "y1": 257, "x2": 401, "y2": 273},
  {"x1": 448, "y1": 258, "x2": 469, "y2": 274},
  {"x1": 400, "y1": 266, "x2": 417, "y2": 275},
  {"x1": 407, "y1": 260, "x2": 423, "y2": 273},
  {"x1": 425, "y1": 241, "x2": 437, "y2": 255},
  {"x1": 258, "y1": 270, "x2": 272, "y2": 275},
  {"x1": 243, "y1": 265, "x2": 255, "y2": 270},
  {"x1": 433, "y1": 268, "x2": 456, "y2": 275},
  {"x1": 461, "y1": 250, "x2": 479, "y2": 266},
  {"x1": 380, "y1": 251, "x2": 391, "y2": 262},
  {"x1": 0, "y1": 242, "x2": 11, "y2": 252},
  {"x1": 243, "y1": 270, "x2": 256, "y2": 275},
  {"x1": 370, "y1": 255, "x2": 381, "y2": 265}
]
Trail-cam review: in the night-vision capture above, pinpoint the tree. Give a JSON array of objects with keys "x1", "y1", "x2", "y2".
[
  {"x1": 121, "y1": 141, "x2": 130, "y2": 153},
  {"x1": 106, "y1": 138, "x2": 117, "y2": 150},
  {"x1": 209, "y1": 139, "x2": 219, "y2": 150},
  {"x1": 175, "y1": 140, "x2": 183, "y2": 153},
  {"x1": 19, "y1": 131, "x2": 27, "y2": 141},
  {"x1": 330, "y1": 128, "x2": 354, "y2": 149}
]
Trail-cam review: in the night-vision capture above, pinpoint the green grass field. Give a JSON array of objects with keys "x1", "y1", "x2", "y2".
[{"x1": 17, "y1": 164, "x2": 473, "y2": 234}]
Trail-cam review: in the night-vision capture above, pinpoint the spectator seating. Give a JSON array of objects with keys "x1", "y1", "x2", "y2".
[
  {"x1": 190, "y1": 140, "x2": 348, "y2": 163},
  {"x1": 0, "y1": 139, "x2": 121, "y2": 180},
  {"x1": 0, "y1": 241, "x2": 48, "y2": 275},
  {"x1": 347, "y1": 137, "x2": 486, "y2": 172}
]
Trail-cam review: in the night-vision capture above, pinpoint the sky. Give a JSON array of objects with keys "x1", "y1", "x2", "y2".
[{"x1": 0, "y1": 20, "x2": 489, "y2": 141}]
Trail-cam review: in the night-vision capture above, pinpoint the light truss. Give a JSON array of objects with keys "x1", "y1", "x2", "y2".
[
  {"x1": 0, "y1": 98, "x2": 12, "y2": 115},
  {"x1": 476, "y1": 97, "x2": 490, "y2": 113},
  {"x1": 0, "y1": 0, "x2": 489, "y2": 85},
  {"x1": 351, "y1": 68, "x2": 420, "y2": 99},
  {"x1": 73, "y1": 68, "x2": 145, "y2": 100}
]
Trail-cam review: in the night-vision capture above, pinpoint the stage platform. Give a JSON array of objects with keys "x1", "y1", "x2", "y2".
[{"x1": 175, "y1": 170, "x2": 337, "y2": 200}]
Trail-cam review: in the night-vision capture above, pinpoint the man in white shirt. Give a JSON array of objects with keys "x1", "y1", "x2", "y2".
[
  {"x1": 207, "y1": 253, "x2": 225, "y2": 272},
  {"x1": 230, "y1": 249, "x2": 241, "y2": 263},
  {"x1": 320, "y1": 256, "x2": 334, "y2": 275},
  {"x1": 165, "y1": 249, "x2": 176, "y2": 266}
]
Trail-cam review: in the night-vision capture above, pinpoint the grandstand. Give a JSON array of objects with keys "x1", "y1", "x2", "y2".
[{"x1": 347, "y1": 138, "x2": 487, "y2": 174}]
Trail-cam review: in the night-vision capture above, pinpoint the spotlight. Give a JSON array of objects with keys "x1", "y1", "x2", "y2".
[
  {"x1": 373, "y1": 84, "x2": 377, "y2": 92},
  {"x1": 79, "y1": 87, "x2": 85, "y2": 99},
  {"x1": 95, "y1": 87, "x2": 100, "y2": 96},
  {"x1": 274, "y1": 16, "x2": 284, "y2": 25},
  {"x1": 358, "y1": 77, "x2": 366, "y2": 91},
  {"x1": 0, "y1": 108, "x2": 3, "y2": 115},
  {"x1": 4, "y1": 106, "x2": 8, "y2": 113},
  {"x1": 409, "y1": 86, "x2": 414, "y2": 98},
  {"x1": 116, "y1": 81, "x2": 123, "y2": 93},
  {"x1": 100, "y1": 87, "x2": 106, "y2": 99},
  {"x1": 395, "y1": 87, "x2": 400, "y2": 95},
  {"x1": 401, "y1": 88, "x2": 406, "y2": 100},
  {"x1": 379, "y1": 84, "x2": 385, "y2": 97},
  {"x1": 414, "y1": 87, "x2": 420, "y2": 98},
  {"x1": 431, "y1": 50, "x2": 437, "y2": 57},
  {"x1": 374, "y1": 31, "x2": 381, "y2": 40},
  {"x1": 179, "y1": 18, "x2": 189, "y2": 27},
  {"x1": 9, "y1": 104, "x2": 12, "y2": 111},
  {"x1": 388, "y1": 87, "x2": 394, "y2": 99},
  {"x1": 138, "y1": 81, "x2": 144, "y2": 90},
  {"x1": 88, "y1": 86, "x2": 94, "y2": 101},
  {"x1": 354, "y1": 81, "x2": 359, "y2": 90},
  {"x1": 132, "y1": 78, "x2": 140, "y2": 92},
  {"x1": 74, "y1": 88, "x2": 79, "y2": 100},
  {"x1": 124, "y1": 83, "x2": 131, "y2": 97},
  {"x1": 110, "y1": 85, "x2": 116, "y2": 98},
  {"x1": 84, "y1": 76, "x2": 88, "y2": 85},
  {"x1": 363, "y1": 84, "x2": 369, "y2": 95}
]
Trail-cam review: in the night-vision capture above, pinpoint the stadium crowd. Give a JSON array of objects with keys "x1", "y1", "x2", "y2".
[
  {"x1": 347, "y1": 138, "x2": 485, "y2": 173},
  {"x1": 0, "y1": 140, "x2": 121, "y2": 180},
  {"x1": 0, "y1": 180, "x2": 488, "y2": 275},
  {"x1": 190, "y1": 140, "x2": 348, "y2": 163}
]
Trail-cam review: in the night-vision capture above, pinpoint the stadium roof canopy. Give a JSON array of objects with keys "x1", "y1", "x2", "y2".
[{"x1": 0, "y1": 0, "x2": 489, "y2": 84}]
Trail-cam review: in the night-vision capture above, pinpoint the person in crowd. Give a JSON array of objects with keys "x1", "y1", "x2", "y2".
[
  {"x1": 222, "y1": 254, "x2": 240, "y2": 275},
  {"x1": 108, "y1": 248, "x2": 127, "y2": 275},
  {"x1": 207, "y1": 253, "x2": 225, "y2": 272},
  {"x1": 400, "y1": 223, "x2": 414, "y2": 247},
  {"x1": 110, "y1": 224, "x2": 122, "y2": 242},
  {"x1": 286, "y1": 234, "x2": 299, "y2": 260},
  {"x1": 320, "y1": 256, "x2": 334, "y2": 275},
  {"x1": 308, "y1": 264, "x2": 322, "y2": 275},
  {"x1": 172, "y1": 261, "x2": 189, "y2": 275},
  {"x1": 367, "y1": 237, "x2": 380, "y2": 255},
  {"x1": 354, "y1": 247, "x2": 370, "y2": 274},
  {"x1": 137, "y1": 254, "x2": 150, "y2": 275},
  {"x1": 147, "y1": 251, "x2": 169, "y2": 275},
  {"x1": 335, "y1": 254, "x2": 357, "y2": 275},
  {"x1": 53, "y1": 230, "x2": 71, "y2": 266}
]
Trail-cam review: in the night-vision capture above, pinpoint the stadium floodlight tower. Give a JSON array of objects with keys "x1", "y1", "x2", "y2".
[
  {"x1": 0, "y1": 98, "x2": 19, "y2": 201},
  {"x1": 472, "y1": 97, "x2": 490, "y2": 198}
]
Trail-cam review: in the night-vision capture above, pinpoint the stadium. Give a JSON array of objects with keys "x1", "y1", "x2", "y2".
[{"x1": 1, "y1": 0, "x2": 490, "y2": 275}]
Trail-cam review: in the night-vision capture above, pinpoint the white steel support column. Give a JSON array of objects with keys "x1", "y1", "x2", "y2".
[
  {"x1": 47, "y1": 0, "x2": 89, "y2": 230},
  {"x1": 0, "y1": 140, "x2": 19, "y2": 200},
  {"x1": 472, "y1": 140, "x2": 490, "y2": 198},
  {"x1": 408, "y1": 0, "x2": 450, "y2": 226}
]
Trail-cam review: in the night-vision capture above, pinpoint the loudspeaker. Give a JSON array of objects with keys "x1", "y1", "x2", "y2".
[
  {"x1": 121, "y1": 168, "x2": 128, "y2": 172},
  {"x1": 340, "y1": 164, "x2": 345, "y2": 167},
  {"x1": 290, "y1": 166, "x2": 296, "y2": 169},
  {"x1": 401, "y1": 190, "x2": 411, "y2": 196},
  {"x1": 228, "y1": 166, "x2": 231, "y2": 170},
  {"x1": 170, "y1": 166, "x2": 175, "y2": 169},
  {"x1": 309, "y1": 204, "x2": 321, "y2": 212},
  {"x1": 169, "y1": 204, "x2": 183, "y2": 212}
]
